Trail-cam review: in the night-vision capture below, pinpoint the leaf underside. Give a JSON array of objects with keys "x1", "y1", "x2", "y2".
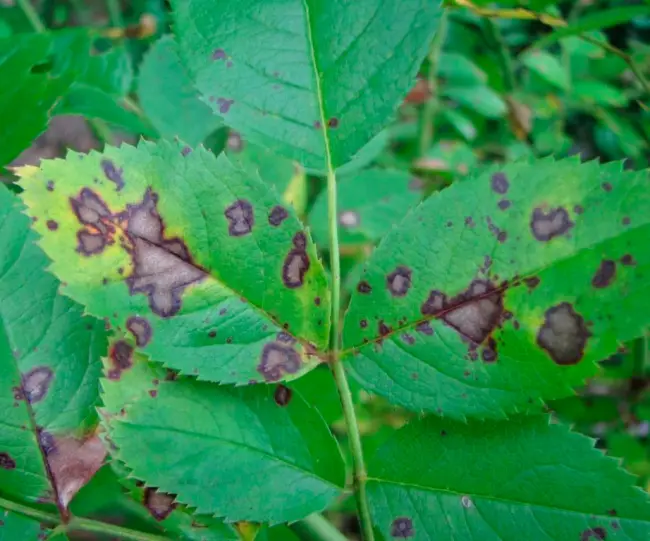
[
  {"x1": 367, "y1": 415, "x2": 650, "y2": 540},
  {"x1": 171, "y1": 0, "x2": 441, "y2": 171},
  {"x1": 18, "y1": 140, "x2": 330, "y2": 385},
  {"x1": 343, "y1": 158, "x2": 650, "y2": 419},
  {"x1": 101, "y1": 348, "x2": 345, "y2": 524}
]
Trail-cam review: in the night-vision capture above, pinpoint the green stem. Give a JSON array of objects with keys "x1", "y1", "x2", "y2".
[
  {"x1": 0, "y1": 496, "x2": 59, "y2": 525},
  {"x1": 483, "y1": 18, "x2": 516, "y2": 92},
  {"x1": 17, "y1": 0, "x2": 46, "y2": 33},
  {"x1": 291, "y1": 513, "x2": 349, "y2": 541},
  {"x1": 326, "y1": 169, "x2": 374, "y2": 541},
  {"x1": 418, "y1": 11, "x2": 448, "y2": 157},
  {"x1": 106, "y1": 0, "x2": 124, "y2": 27}
]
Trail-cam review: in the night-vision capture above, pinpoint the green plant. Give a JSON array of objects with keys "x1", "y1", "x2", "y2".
[{"x1": 2, "y1": 1, "x2": 650, "y2": 540}]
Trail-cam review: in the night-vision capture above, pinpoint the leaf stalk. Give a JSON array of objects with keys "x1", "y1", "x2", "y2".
[{"x1": 17, "y1": 0, "x2": 46, "y2": 33}]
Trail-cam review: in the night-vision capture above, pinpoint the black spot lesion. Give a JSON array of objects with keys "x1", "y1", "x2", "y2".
[
  {"x1": 592, "y1": 260, "x2": 616, "y2": 289},
  {"x1": 107, "y1": 340, "x2": 134, "y2": 380},
  {"x1": 282, "y1": 232, "x2": 310, "y2": 288},
  {"x1": 530, "y1": 207, "x2": 574, "y2": 242},
  {"x1": 101, "y1": 159, "x2": 124, "y2": 191},
  {"x1": 126, "y1": 316, "x2": 153, "y2": 347},
  {"x1": 390, "y1": 517, "x2": 414, "y2": 538},
  {"x1": 268, "y1": 205, "x2": 289, "y2": 226},
  {"x1": 581, "y1": 527, "x2": 607, "y2": 541},
  {"x1": 273, "y1": 384, "x2": 292, "y2": 406},
  {"x1": 225, "y1": 199, "x2": 254, "y2": 236},
  {"x1": 70, "y1": 188, "x2": 115, "y2": 256},
  {"x1": 357, "y1": 281, "x2": 372, "y2": 294},
  {"x1": 537, "y1": 302, "x2": 591, "y2": 365},
  {"x1": 258, "y1": 337, "x2": 302, "y2": 381},
  {"x1": 491, "y1": 172, "x2": 509, "y2": 194},
  {"x1": 386, "y1": 266, "x2": 412, "y2": 297},
  {"x1": 0, "y1": 452, "x2": 16, "y2": 470},
  {"x1": 123, "y1": 189, "x2": 207, "y2": 318}
]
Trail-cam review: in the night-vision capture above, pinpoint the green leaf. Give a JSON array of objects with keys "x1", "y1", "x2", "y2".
[
  {"x1": 367, "y1": 415, "x2": 650, "y2": 540},
  {"x1": 18, "y1": 140, "x2": 330, "y2": 385},
  {"x1": 440, "y1": 109, "x2": 478, "y2": 141},
  {"x1": 571, "y1": 80, "x2": 628, "y2": 107},
  {"x1": 442, "y1": 85, "x2": 507, "y2": 118},
  {"x1": 438, "y1": 53, "x2": 487, "y2": 86},
  {"x1": 309, "y1": 168, "x2": 421, "y2": 248},
  {"x1": 533, "y1": 6, "x2": 650, "y2": 49},
  {"x1": 171, "y1": 0, "x2": 442, "y2": 171},
  {"x1": 0, "y1": 510, "x2": 50, "y2": 540},
  {"x1": 0, "y1": 185, "x2": 107, "y2": 510},
  {"x1": 521, "y1": 50, "x2": 569, "y2": 91},
  {"x1": 138, "y1": 35, "x2": 222, "y2": 146},
  {"x1": 343, "y1": 158, "x2": 650, "y2": 418},
  {"x1": 101, "y1": 349, "x2": 345, "y2": 524}
]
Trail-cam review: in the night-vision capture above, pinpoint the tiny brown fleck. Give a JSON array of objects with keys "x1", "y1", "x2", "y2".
[
  {"x1": 621, "y1": 254, "x2": 636, "y2": 266},
  {"x1": 0, "y1": 452, "x2": 16, "y2": 470},
  {"x1": 357, "y1": 281, "x2": 372, "y2": 294},
  {"x1": 602, "y1": 182, "x2": 612, "y2": 192},
  {"x1": 274, "y1": 385, "x2": 292, "y2": 406},
  {"x1": 46, "y1": 220, "x2": 58, "y2": 231},
  {"x1": 581, "y1": 527, "x2": 607, "y2": 541},
  {"x1": 327, "y1": 118, "x2": 339, "y2": 128},
  {"x1": 592, "y1": 260, "x2": 616, "y2": 289},
  {"x1": 216, "y1": 98, "x2": 234, "y2": 113}
]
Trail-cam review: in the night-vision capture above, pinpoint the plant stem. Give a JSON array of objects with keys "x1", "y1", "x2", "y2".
[
  {"x1": 106, "y1": 0, "x2": 124, "y2": 28},
  {"x1": 17, "y1": 0, "x2": 46, "y2": 33},
  {"x1": 326, "y1": 166, "x2": 374, "y2": 541},
  {"x1": 0, "y1": 496, "x2": 59, "y2": 525},
  {"x1": 418, "y1": 11, "x2": 448, "y2": 157},
  {"x1": 291, "y1": 513, "x2": 349, "y2": 541},
  {"x1": 67, "y1": 517, "x2": 169, "y2": 541},
  {"x1": 482, "y1": 18, "x2": 516, "y2": 92}
]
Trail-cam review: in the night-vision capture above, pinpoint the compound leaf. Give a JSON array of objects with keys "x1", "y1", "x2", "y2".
[
  {"x1": 171, "y1": 0, "x2": 441, "y2": 171},
  {"x1": 18, "y1": 140, "x2": 330, "y2": 385},
  {"x1": 367, "y1": 415, "x2": 650, "y2": 540},
  {"x1": 343, "y1": 158, "x2": 650, "y2": 418},
  {"x1": 0, "y1": 186, "x2": 107, "y2": 512},
  {"x1": 101, "y1": 348, "x2": 345, "y2": 524}
]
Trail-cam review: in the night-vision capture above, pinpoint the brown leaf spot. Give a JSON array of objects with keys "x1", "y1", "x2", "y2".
[
  {"x1": 273, "y1": 385, "x2": 292, "y2": 406},
  {"x1": 581, "y1": 527, "x2": 607, "y2": 541},
  {"x1": 70, "y1": 188, "x2": 114, "y2": 256},
  {"x1": 126, "y1": 316, "x2": 152, "y2": 347},
  {"x1": 125, "y1": 189, "x2": 207, "y2": 317},
  {"x1": 464, "y1": 216, "x2": 475, "y2": 228},
  {"x1": 602, "y1": 182, "x2": 612, "y2": 192},
  {"x1": 357, "y1": 281, "x2": 372, "y2": 294},
  {"x1": 328, "y1": 118, "x2": 339, "y2": 128},
  {"x1": 314, "y1": 121, "x2": 322, "y2": 129},
  {"x1": 390, "y1": 517, "x2": 414, "y2": 538},
  {"x1": 22, "y1": 367, "x2": 53, "y2": 403},
  {"x1": 530, "y1": 207, "x2": 574, "y2": 242},
  {"x1": 491, "y1": 172, "x2": 509, "y2": 194},
  {"x1": 622, "y1": 216, "x2": 630, "y2": 226},
  {"x1": 217, "y1": 98, "x2": 234, "y2": 113},
  {"x1": 212, "y1": 48, "x2": 226, "y2": 60},
  {"x1": 415, "y1": 321, "x2": 433, "y2": 335},
  {"x1": 360, "y1": 319, "x2": 368, "y2": 328},
  {"x1": 592, "y1": 260, "x2": 616, "y2": 289},
  {"x1": 144, "y1": 488, "x2": 176, "y2": 521},
  {"x1": 47, "y1": 435, "x2": 106, "y2": 509},
  {"x1": 46, "y1": 180, "x2": 55, "y2": 192},
  {"x1": 181, "y1": 146, "x2": 192, "y2": 156},
  {"x1": 46, "y1": 220, "x2": 58, "y2": 231},
  {"x1": 108, "y1": 340, "x2": 133, "y2": 379},
  {"x1": 225, "y1": 199, "x2": 254, "y2": 236},
  {"x1": 386, "y1": 266, "x2": 412, "y2": 297},
  {"x1": 282, "y1": 232, "x2": 310, "y2": 288},
  {"x1": 421, "y1": 290, "x2": 445, "y2": 316},
  {"x1": 498, "y1": 199, "x2": 511, "y2": 211},
  {"x1": 268, "y1": 205, "x2": 289, "y2": 226},
  {"x1": 537, "y1": 302, "x2": 591, "y2": 365},
  {"x1": 314, "y1": 297, "x2": 321, "y2": 306},
  {"x1": 101, "y1": 159, "x2": 124, "y2": 191},
  {"x1": 0, "y1": 452, "x2": 16, "y2": 470},
  {"x1": 378, "y1": 320, "x2": 391, "y2": 336},
  {"x1": 621, "y1": 254, "x2": 636, "y2": 266},
  {"x1": 574, "y1": 205, "x2": 584, "y2": 215},
  {"x1": 524, "y1": 276, "x2": 540, "y2": 290},
  {"x1": 258, "y1": 341, "x2": 301, "y2": 382}
]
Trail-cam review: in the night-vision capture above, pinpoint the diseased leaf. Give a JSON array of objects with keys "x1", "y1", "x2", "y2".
[
  {"x1": 171, "y1": 0, "x2": 442, "y2": 171},
  {"x1": 343, "y1": 158, "x2": 650, "y2": 418},
  {"x1": 367, "y1": 416, "x2": 650, "y2": 540},
  {"x1": 310, "y1": 168, "x2": 421, "y2": 248},
  {"x1": 18, "y1": 140, "x2": 330, "y2": 385},
  {"x1": 101, "y1": 348, "x2": 346, "y2": 524},
  {"x1": 0, "y1": 186, "x2": 107, "y2": 511},
  {"x1": 138, "y1": 35, "x2": 222, "y2": 146}
]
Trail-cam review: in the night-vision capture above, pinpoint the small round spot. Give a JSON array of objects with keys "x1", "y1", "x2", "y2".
[
  {"x1": 46, "y1": 220, "x2": 58, "y2": 231},
  {"x1": 327, "y1": 118, "x2": 339, "y2": 128},
  {"x1": 602, "y1": 182, "x2": 612, "y2": 192},
  {"x1": 357, "y1": 281, "x2": 372, "y2": 294},
  {"x1": 273, "y1": 385, "x2": 292, "y2": 406},
  {"x1": 390, "y1": 517, "x2": 414, "y2": 538}
]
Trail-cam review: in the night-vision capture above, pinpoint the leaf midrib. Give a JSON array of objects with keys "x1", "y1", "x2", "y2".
[{"x1": 368, "y1": 478, "x2": 650, "y2": 523}]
